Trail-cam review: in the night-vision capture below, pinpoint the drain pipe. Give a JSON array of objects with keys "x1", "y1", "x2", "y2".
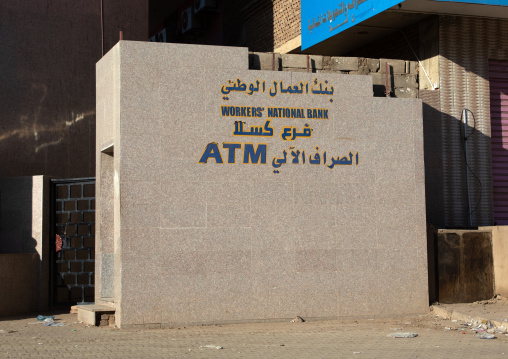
[
  {"x1": 462, "y1": 109, "x2": 473, "y2": 227},
  {"x1": 100, "y1": 0, "x2": 104, "y2": 57}
]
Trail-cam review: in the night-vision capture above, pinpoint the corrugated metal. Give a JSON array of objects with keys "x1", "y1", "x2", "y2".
[
  {"x1": 420, "y1": 90, "x2": 446, "y2": 227},
  {"x1": 438, "y1": 16, "x2": 508, "y2": 227},
  {"x1": 489, "y1": 60, "x2": 508, "y2": 224}
]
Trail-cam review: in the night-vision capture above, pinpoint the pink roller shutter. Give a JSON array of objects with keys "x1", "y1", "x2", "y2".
[{"x1": 489, "y1": 60, "x2": 508, "y2": 225}]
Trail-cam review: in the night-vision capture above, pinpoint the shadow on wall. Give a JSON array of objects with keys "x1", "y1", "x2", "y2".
[
  {"x1": 0, "y1": 177, "x2": 42, "y2": 316},
  {"x1": 422, "y1": 96, "x2": 496, "y2": 229},
  {"x1": 425, "y1": 16, "x2": 508, "y2": 229},
  {"x1": 423, "y1": 99, "x2": 505, "y2": 303}
]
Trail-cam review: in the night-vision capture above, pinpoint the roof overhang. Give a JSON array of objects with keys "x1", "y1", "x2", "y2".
[{"x1": 300, "y1": 0, "x2": 508, "y2": 55}]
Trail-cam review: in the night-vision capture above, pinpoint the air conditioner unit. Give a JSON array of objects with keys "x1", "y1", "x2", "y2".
[
  {"x1": 181, "y1": 7, "x2": 201, "y2": 33},
  {"x1": 194, "y1": 0, "x2": 217, "y2": 13}
]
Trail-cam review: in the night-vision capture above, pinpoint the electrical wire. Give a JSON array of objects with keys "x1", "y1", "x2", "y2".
[{"x1": 460, "y1": 108, "x2": 483, "y2": 223}]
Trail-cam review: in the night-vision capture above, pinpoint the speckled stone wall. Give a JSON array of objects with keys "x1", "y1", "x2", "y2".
[{"x1": 96, "y1": 41, "x2": 428, "y2": 328}]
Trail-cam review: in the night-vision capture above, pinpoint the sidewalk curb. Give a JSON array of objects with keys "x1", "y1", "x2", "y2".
[{"x1": 431, "y1": 305, "x2": 507, "y2": 328}]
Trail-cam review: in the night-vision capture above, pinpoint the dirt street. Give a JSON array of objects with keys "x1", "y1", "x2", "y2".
[{"x1": 1, "y1": 311, "x2": 508, "y2": 358}]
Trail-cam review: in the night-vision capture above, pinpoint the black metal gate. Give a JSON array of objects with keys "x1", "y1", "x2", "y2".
[{"x1": 50, "y1": 178, "x2": 95, "y2": 307}]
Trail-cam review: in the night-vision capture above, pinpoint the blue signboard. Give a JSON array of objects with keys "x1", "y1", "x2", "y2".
[
  {"x1": 301, "y1": 0, "x2": 404, "y2": 50},
  {"x1": 434, "y1": 0, "x2": 507, "y2": 4}
]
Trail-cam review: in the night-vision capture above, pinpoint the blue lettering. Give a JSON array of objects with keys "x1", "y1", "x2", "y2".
[
  {"x1": 199, "y1": 143, "x2": 224, "y2": 164},
  {"x1": 222, "y1": 143, "x2": 241, "y2": 163},
  {"x1": 221, "y1": 106, "x2": 231, "y2": 116},
  {"x1": 243, "y1": 144, "x2": 267, "y2": 164}
]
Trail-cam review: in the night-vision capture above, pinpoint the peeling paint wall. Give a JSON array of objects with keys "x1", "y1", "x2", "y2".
[{"x1": 0, "y1": 1, "x2": 148, "y2": 178}]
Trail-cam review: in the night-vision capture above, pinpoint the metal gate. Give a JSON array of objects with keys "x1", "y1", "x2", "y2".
[
  {"x1": 50, "y1": 178, "x2": 95, "y2": 306},
  {"x1": 489, "y1": 60, "x2": 508, "y2": 225}
]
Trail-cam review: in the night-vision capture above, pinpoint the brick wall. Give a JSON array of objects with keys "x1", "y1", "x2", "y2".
[
  {"x1": 54, "y1": 180, "x2": 95, "y2": 305},
  {"x1": 240, "y1": 0, "x2": 301, "y2": 52},
  {"x1": 273, "y1": 0, "x2": 301, "y2": 50},
  {"x1": 249, "y1": 52, "x2": 419, "y2": 98}
]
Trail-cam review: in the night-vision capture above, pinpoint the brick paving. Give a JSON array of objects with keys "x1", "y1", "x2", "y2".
[{"x1": 1, "y1": 311, "x2": 508, "y2": 358}]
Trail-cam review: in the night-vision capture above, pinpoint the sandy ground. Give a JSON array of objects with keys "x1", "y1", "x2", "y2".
[{"x1": 2, "y1": 309, "x2": 508, "y2": 358}]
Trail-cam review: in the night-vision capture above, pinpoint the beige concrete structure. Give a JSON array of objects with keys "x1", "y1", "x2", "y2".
[
  {"x1": 94, "y1": 41, "x2": 428, "y2": 328},
  {"x1": 480, "y1": 226, "x2": 508, "y2": 297},
  {"x1": 0, "y1": 176, "x2": 50, "y2": 314},
  {"x1": 0, "y1": 253, "x2": 38, "y2": 316}
]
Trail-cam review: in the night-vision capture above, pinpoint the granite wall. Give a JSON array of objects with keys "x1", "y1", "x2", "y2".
[{"x1": 96, "y1": 41, "x2": 428, "y2": 328}]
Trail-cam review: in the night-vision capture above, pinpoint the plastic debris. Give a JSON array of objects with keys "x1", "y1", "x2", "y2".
[
  {"x1": 387, "y1": 332, "x2": 418, "y2": 338},
  {"x1": 200, "y1": 345, "x2": 223, "y2": 349},
  {"x1": 496, "y1": 326, "x2": 507, "y2": 334},
  {"x1": 291, "y1": 316, "x2": 305, "y2": 323},
  {"x1": 43, "y1": 318, "x2": 65, "y2": 327},
  {"x1": 476, "y1": 332, "x2": 496, "y2": 339},
  {"x1": 37, "y1": 315, "x2": 55, "y2": 322}
]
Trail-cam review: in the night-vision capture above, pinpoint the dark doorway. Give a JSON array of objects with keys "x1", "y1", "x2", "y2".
[{"x1": 50, "y1": 178, "x2": 95, "y2": 307}]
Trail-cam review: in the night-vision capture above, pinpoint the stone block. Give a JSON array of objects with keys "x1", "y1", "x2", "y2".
[
  {"x1": 370, "y1": 73, "x2": 388, "y2": 86},
  {"x1": 394, "y1": 87, "x2": 418, "y2": 98},
  {"x1": 406, "y1": 61, "x2": 418, "y2": 74},
  {"x1": 351, "y1": 67, "x2": 370, "y2": 75},
  {"x1": 380, "y1": 59, "x2": 406, "y2": 74},
  {"x1": 393, "y1": 74, "x2": 417, "y2": 89},
  {"x1": 282, "y1": 67, "x2": 310, "y2": 72},
  {"x1": 437, "y1": 230, "x2": 494, "y2": 303},
  {"x1": 322, "y1": 56, "x2": 332, "y2": 69},
  {"x1": 249, "y1": 52, "x2": 281, "y2": 71},
  {"x1": 281, "y1": 54, "x2": 323, "y2": 70},
  {"x1": 310, "y1": 55, "x2": 323, "y2": 70},
  {"x1": 367, "y1": 58, "x2": 380, "y2": 72},
  {"x1": 331, "y1": 57, "x2": 359, "y2": 71},
  {"x1": 282, "y1": 54, "x2": 308, "y2": 69}
]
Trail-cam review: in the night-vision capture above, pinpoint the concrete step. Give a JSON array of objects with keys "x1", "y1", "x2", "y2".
[{"x1": 77, "y1": 304, "x2": 115, "y2": 327}]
